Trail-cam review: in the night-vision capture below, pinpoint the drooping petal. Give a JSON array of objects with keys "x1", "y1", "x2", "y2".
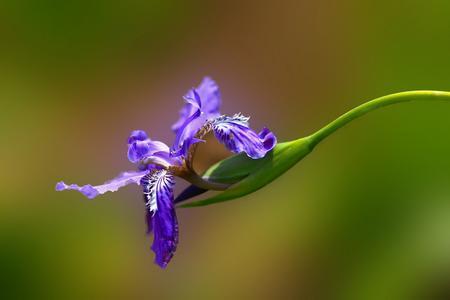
[
  {"x1": 145, "y1": 210, "x2": 153, "y2": 234},
  {"x1": 55, "y1": 171, "x2": 148, "y2": 199},
  {"x1": 257, "y1": 127, "x2": 277, "y2": 151},
  {"x1": 212, "y1": 114, "x2": 277, "y2": 159},
  {"x1": 172, "y1": 77, "x2": 221, "y2": 133},
  {"x1": 141, "y1": 170, "x2": 178, "y2": 268}
]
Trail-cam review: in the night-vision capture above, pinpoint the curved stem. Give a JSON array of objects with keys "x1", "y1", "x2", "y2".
[
  {"x1": 172, "y1": 167, "x2": 230, "y2": 191},
  {"x1": 307, "y1": 90, "x2": 450, "y2": 148},
  {"x1": 181, "y1": 171, "x2": 230, "y2": 190}
]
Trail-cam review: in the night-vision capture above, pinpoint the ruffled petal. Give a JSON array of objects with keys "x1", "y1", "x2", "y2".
[
  {"x1": 172, "y1": 77, "x2": 221, "y2": 133},
  {"x1": 128, "y1": 130, "x2": 148, "y2": 144},
  {"x1": 196, "y1": 76, "x2": 221, "y2": 116},
  {"x1": 171, "y1": 93, "x2": 198, "y2": 134},
  {"x1": 170, "y1": 77, "x2": 223, "y2": 158},
  {"x1": 212, "y1": 114, "x2": 277, "y2": 159},
  {"x1": 258, "y1": 127, "x2": 277, "y2": 151},
  {"x1": 127, "y1": 130, "x2": 171, "y2": 164},
  {"x1": 170, "y1": 89, "x2": 207, "y2": 157},
  {"x1": 55, "y1": 171, "x2": 148, "y2": 199},
  {"x1": 141, "y1": 170, "x2": 178, "y2": 268},
  {"x1": 128, "y1": 139, "x2": 170, "y2": 164},
  {"x1": 128, "y1": 140, "x2": 151, "y2": 163}
]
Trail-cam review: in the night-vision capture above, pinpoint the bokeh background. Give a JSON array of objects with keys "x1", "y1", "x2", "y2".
[{"x1": 1, "y1": 0, "x2": 450, "y2": 299}]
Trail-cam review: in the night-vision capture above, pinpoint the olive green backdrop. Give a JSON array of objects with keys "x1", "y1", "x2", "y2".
[{"x1": 1, "y1": 0, "x2": 450, "y2": 299}]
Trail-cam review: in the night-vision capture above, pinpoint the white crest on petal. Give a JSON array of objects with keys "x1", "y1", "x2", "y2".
[
  {"x1": 212, "y1": 113, "x2": 250, "y2": 129},
  {"x1": 142, "y1": 169, "x2": 174, "y2": 215}
]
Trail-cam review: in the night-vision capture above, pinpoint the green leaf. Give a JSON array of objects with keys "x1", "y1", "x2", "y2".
[
  {"x1": 180, "y1": 138, "x2": 313, "y2": 207},
  {"x1": 181, "y1": 90, "x2": 450, "y2": 208}
]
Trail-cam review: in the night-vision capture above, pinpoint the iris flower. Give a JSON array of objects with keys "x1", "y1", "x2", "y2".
[{"x1": 56, "y1": 77, "x2": 276, "y2": 268}]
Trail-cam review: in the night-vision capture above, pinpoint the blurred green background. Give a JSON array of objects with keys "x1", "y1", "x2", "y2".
[{"x1": 1, "y1": 0, "x2": 450, "y2": 299}]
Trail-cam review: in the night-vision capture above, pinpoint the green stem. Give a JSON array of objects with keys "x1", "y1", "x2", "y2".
[
  {"x1": 307, "y1": 90, "x2": 450, "y2": 148},
  {"x1": 174, "y1": 168, "x2": 230, "y2": 191}
]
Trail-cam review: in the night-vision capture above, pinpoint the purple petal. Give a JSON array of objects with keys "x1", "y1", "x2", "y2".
[
  {"x1": 170, "y1": 107, "x2": 204, "y2": 157},
  {"x1": 212, "y1": 114, "x2": 277, "y2": 159},
  {"x1": 145, "y1": 210, "x2": 153, "y2": 234},
  {"x1": 141, "y1": 170, "x2": 178, "y2": 268},
  {"x1": 171, "y1": 89, "x2": 201, "y2": 134},
  {"x1": 128, "y1": 130, "x2": 148, "y2": 144},
  {"x1": 170, "y1": 78, "x2": 223, "y2": 158},
  {"x1": 258, "y1": 127, "x2": 277, "y2": 150},
  {"x1": 55, "y1": 171, "x2": 148, "y2": 199},
  {"x1": 127, "y1": 130, "x2": 170, "y2": 164},
  {"x1": 172, "y1": 77, "x2": 221, "y2": 133},
  {"x1": 183, "y1": 89, "x2": 202, "y2": 109},
  {"x1": 128, "y1": 140, "x2": 152, "y2": 163},
  {"x1": 196, "y1": 76, "x2": 221, "y2": 116}
]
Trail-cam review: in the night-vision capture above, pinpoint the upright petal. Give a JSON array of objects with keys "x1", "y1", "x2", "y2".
[
  {"x1": 196, "y1": 76, "x2": 221, "y2": 116},
  {"x1": 212, "y1": 114, "x2": 277, "y2": 159},
  {"x1": 170, "y1": 90, "x2": 206, "y2": 157},
  {"x1": 172, "y1": 77, "x2": 221, "y2": 133},
  {"x1": 56, "y1": 171, "x2": 148, "y2": 199},
  {"x1": 171, "y1": 91, "x2": 199, "y2": 134},
  {"x1": 141, "y1": 170, "x2": 178, "y2": 268}
]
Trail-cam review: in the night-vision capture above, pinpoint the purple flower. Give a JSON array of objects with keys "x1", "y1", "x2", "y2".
[{"x1": 56, "y1": 77, "x2": 277, "y2": 268}]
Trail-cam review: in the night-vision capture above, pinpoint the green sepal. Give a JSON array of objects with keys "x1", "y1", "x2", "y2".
[
  {"x1": 180, "y1": 90, "x2": 450, "y2": 207},
  {"x1": 180, "y1": 137, "x2": 313, "y2": 207}
]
